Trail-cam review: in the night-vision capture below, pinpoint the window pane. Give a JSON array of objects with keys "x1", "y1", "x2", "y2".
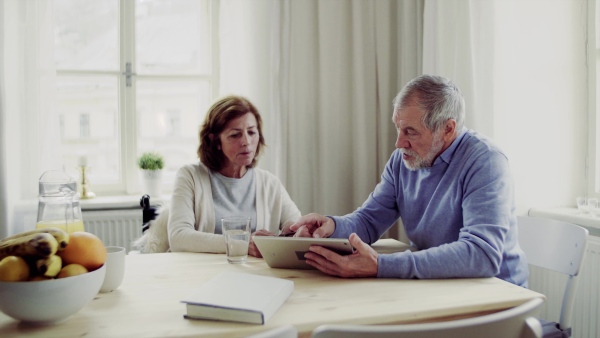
[
  {"x1": 56, "y1": 75, "x2": 120, "y2": 185},
  {"x1": 54, "y1": 0, "x2": 119, "y2": 71},
  {"x1": 135, "y1": 0, "x2": 210, "y2": 75},
  {"x1": 136, "y1": 79, "x2": 210, "y2": 187}
]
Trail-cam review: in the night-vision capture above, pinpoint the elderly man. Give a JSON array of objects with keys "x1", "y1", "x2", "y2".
[{"x1": 290, "y1": 74, "x2": 528, "y2": 287}]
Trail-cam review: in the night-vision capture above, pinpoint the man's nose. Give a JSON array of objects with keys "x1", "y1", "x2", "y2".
[{"x1": 395, "y1": 133, "x2": 409, "y2": 149}]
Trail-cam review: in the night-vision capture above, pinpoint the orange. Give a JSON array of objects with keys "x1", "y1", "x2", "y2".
[{"x1": 57, "y1": 232, "x2": 107, "y2": 271}]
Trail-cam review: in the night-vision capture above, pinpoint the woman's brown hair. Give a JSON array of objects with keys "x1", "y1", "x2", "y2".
[{"x1": 197, "y1": 95, "x2": 266, "y2": 171}]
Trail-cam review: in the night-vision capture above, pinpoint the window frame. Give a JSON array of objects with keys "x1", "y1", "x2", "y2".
[{"x1": 590, "y1": 0, "x2": 600, "y2": 199}]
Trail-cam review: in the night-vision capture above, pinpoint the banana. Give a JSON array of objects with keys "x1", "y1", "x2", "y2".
[
  {"x1": 0, "y1": 227, "x2": 69, "y2": 250},
  {"x1": 35, "y1": 255, "x2": 62, "y2": 277},
  {"x1": 0, "y1": 232, "x2": 59, "y2": 260}
]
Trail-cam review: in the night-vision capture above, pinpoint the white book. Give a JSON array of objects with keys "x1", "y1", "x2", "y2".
[{"x1": 181, "y1": 271, "x2": 294, "y2": 325}]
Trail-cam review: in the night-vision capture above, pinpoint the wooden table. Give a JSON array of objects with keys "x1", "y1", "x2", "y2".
[{"x1": 0, "y1": 240, "x2": 544, "y2": 337}]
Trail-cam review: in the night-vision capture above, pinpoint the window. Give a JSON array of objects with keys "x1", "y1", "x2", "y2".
[
  {"x1": 53, "y1": 0, "x2": 217, "y2": 195},
  {"x1": 79, "y1": 113, "x2": 90, "y2": 138}
]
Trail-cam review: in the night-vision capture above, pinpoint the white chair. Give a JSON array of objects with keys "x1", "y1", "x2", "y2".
[
  {"x1": 517, "y1": 216, "x2": 589, "y2": 338},
  {"x1": 311, "y1": 297, "x2": 544, "y2": 338},
  {"x1": 245, "y1": 324, "x2": 298, "y2": 338},
  {"x1": 131, "y1": 203, "x2": 170, "y2": 254}
]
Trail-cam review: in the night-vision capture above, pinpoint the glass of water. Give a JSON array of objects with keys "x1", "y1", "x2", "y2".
[{"x1": 222, "y1": 217, "x2": 251, "y2": 264}]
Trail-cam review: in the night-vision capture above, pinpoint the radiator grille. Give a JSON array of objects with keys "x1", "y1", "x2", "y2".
[
  {"x1": 82, "y1": 209, "x2": 143, "y2": 253},
  {"x1": 529, "y1": 236, "x2": 600, "y2": 338}
]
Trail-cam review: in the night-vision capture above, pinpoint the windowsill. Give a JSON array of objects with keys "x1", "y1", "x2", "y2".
[
  {"x1": 80, "y1": 194, "x2": 171, "y2": 211},
  {"x1": 528, "y1": 207, "x2": 600, "y2": 236}
]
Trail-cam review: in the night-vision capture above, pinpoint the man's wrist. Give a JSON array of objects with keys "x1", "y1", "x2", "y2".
[{"x1": 326, "y1": 216, "x2": 337, "y2": 237}]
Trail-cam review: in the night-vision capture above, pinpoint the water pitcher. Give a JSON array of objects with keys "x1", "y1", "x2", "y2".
[{"x1": 36, "y1": 170, "x2": 85, "y2": 233}]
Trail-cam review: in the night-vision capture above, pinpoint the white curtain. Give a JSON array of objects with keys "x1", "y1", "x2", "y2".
[
  {"x1": 423, "y1": 0, "x2": 496, "y2": 137},
  {"x1": 220, "y1": 0, "x2": 424, "y2": 221},
  {"x1": 0, "y1": 0, "x2": 61, "y2": 238}
]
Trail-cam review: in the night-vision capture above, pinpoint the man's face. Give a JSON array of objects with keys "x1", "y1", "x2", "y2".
[{"x1": 393, "y1": 105, "x2": 445, "y2": 170}]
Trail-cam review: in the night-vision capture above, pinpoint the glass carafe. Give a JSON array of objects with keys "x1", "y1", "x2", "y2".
[{"x1": 36, "y1": 170, "x2": 85, "y2": 233}]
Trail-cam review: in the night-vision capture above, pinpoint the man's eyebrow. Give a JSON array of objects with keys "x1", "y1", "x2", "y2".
[{"x1": 397, "y1": 125, "x2": 416, "y2": 130}]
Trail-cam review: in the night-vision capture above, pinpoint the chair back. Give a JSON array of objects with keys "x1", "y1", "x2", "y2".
[
  {"x1": 311, "y1": 298, "x2": 544, "y2": 338},
  {"x1": 131, "y1": 204, "x2": 170, "y2": 253},
  {"x1": 517, "y1": 215, "x2": 589, "y2": 334},
  {"x1": 517, "y1": 216, "x2": 588, "y2": 276}
]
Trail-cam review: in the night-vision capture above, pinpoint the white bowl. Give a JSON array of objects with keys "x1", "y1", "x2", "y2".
[{"x1": 0, "y1": 264, "x2": 106, "y2": 324}]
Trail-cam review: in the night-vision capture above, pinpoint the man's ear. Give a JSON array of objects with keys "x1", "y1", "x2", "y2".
[{"x1": 443, "y1": 119, "x2": 457, "y2": 142}]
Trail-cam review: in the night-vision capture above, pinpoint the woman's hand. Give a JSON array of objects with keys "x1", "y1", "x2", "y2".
[{"x1": 248, "y1": 229, "x2": 276, "y2": 257}]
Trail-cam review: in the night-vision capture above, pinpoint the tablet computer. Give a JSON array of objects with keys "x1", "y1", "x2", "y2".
[{"x1": 253, "y1": 236, "x2": 354, "y2": 270}]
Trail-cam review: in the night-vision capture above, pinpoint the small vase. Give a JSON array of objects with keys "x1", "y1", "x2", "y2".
[{"x1": 140, "y1": 169, "x2": 163, "y2": 198}]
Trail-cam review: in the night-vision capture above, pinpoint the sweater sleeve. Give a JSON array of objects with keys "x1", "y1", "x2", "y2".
[
  {"x1": 329, "y1": 153, "x2": 402, "y2": 243},
  {"x1": 168, "y1": 165, "x2": 226, "y2": 253},
  {"x1": 276, "y1": 178, "x2": 301, "y2": 230},
  {"x1": 257, "y1": 169, "x2": 301, "y2": 233}
]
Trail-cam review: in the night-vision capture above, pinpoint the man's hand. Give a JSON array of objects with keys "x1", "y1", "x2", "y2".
[
  {"x1": 289, "y1": 213, "x2": 335, "y2": 238},
  {"x1": 248, "y1": 229, "x2": 276, "y2": 258},
  {"x1": 304, "y1": 233, "x2": 378, "y2": 278}
]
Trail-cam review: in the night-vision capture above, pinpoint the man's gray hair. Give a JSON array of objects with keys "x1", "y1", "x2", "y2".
[{"x1": 392, "y1": 75, "x2": 465, "y2": 132}]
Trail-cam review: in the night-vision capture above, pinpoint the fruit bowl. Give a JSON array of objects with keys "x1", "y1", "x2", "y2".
[{"x1": 0, "y1": 264, "x2": 105, "y2": 324}]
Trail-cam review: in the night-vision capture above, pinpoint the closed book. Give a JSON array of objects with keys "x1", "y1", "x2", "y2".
[{"x1": 181, "y1": 271, "x2": 294, "y2": 324}]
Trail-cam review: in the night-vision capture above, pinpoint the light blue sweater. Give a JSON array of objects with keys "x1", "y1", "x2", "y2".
[{"x1": 330, "y1": 128, "x2": 528, "y2": 286}]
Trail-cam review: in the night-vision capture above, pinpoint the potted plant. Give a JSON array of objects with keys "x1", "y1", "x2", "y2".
[{"x1": 137, "y1": 152, "x2": 164, "y2": 198}]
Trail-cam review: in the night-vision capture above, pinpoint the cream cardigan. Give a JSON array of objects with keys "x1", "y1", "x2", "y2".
[{"x1": 167, "y1": 163, "x2": 301, "y2": 253}]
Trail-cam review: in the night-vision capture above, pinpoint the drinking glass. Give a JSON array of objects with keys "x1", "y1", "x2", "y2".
[
  {"x1": 222, "y1": 217, "x2": 251, "y2": 264},
  {"x1": 576, "y1": 196, "x2": 588, "y2": 214},
  {"x1": 588, "y1": 198, "x2": 600, "y2": 217}
]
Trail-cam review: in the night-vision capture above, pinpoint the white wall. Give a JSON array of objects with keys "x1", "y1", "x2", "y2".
[{"x1": 492, "y1": 0, "x2": 588, "y2": 214}]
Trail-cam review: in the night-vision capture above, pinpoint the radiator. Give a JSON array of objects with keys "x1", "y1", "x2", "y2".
[
  {"x1": 529, "y1": 235, "x2": 600, "y2": 338},
  {"x1": 82, "y1": 209, "x2": 143, "y2": 253}
]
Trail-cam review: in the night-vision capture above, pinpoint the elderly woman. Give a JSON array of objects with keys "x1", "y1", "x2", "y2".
[{"x1": 167, "y1": 95, "x2": 300, "y2": 257}]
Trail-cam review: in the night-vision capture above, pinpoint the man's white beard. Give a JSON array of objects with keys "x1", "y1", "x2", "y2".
[{"x1": 401, "y1": 132, "x2": 444, "y2": 171}]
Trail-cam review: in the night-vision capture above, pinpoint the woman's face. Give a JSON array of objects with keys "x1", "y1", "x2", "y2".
[{"x1": 218, "y1": 112, "x2": 259, "y2": 177}]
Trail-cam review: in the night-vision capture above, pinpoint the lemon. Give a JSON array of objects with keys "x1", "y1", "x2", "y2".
[
  {"x1": 57, "y1": 263, "x2": 88, "y2": 278},
  {"x1": 0, "y1": 256, "x2": 30, "y2": 282}
]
